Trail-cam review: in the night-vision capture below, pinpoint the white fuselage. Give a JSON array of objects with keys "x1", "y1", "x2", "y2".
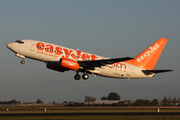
[{"x1": 7, "y1": 39, "x2": 154, "y2": 79}]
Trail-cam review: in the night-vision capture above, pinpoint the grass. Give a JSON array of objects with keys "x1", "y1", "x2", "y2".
[
  {"x1": 0, "y1": 106, "x2": 180, "y2": 120},
  {"x1": 1, "y1": 115, "x2": 180, "y2": 120},
  {"x1": 1, "y1": 108, "x2": 180, "y2": 113}
]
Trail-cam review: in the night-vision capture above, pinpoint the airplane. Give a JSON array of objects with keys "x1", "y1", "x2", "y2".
[{"x1": 6, "y1": 38, "x2": 172, "y2": 80}]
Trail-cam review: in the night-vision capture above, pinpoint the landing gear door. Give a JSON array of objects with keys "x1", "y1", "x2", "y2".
[{"x1": 30, "y1": 41, "x2": 35, "y2": 51}]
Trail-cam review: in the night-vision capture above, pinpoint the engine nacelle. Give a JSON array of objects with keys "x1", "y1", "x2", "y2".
[
  {"x1": 60, "y1": 58, "x2": 79, "y2": 71},
  {"x1": 47, "y1": 62, "x2": 69, "y2": 72}
]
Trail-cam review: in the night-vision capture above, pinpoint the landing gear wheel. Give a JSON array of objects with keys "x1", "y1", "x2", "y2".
[
  {"x1": 82, "y1": 74, "x2": 89, "y2": 80},
  {"x1": 74, "y1": 74, "x2": 81, "y2": 80},
  {"x1": 21, "y1": 60, "x2": 25, "y2": 64}
]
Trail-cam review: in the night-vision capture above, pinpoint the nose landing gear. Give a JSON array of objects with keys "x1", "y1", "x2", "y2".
[
  {"x1": 16, "y1": 54, "x2": 25, "y2": 65},
  {"x1": 21, "y1": 60, "x2": 25, "y2": 64}
]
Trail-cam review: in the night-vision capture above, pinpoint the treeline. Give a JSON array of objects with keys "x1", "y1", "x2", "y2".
[
  {"x1": 72, "y1": 92, "x2": 180, "y2": 107},
  {"x1": 68, "y1": 98, "x2": 180, "y2": 107},
  {"x1": 162, "y1": 97, "x2": 180, "y2": 105},
  {"x1": 101, "y1": 92, "x2": 120, "y2": 100},
  {"x1": 0, "y1": 92, "x2": 179, "y2": 107},
  {"x1": 133, "y1": 99, "x2": 159, "y2": 106},
  {"x1": 0, "y1": 99, "x2": 17, "y2": 104},
  {"x1": 84, "y1": 92, "x2": 121, "y2": 102},
  {"x1": 67, "y1": 99, "x2": 159, "y2": 107},
  {"x1": 0, "y1": 99, "x2": 43, "y2": 104}
]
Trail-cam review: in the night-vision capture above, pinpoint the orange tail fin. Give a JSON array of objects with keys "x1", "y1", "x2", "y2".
[{"x1": 125, "y1": 38, "x2": 168, "y2": 70}]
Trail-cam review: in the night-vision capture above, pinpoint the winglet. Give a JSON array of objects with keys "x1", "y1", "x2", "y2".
[{"x1": 125, "y1": 38, "x2": 168, "y2": 70}]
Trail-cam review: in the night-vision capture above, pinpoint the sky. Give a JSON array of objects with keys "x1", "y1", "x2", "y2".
[{"x1": 0, "y1": 0, "x2": 180, "y2": 103}]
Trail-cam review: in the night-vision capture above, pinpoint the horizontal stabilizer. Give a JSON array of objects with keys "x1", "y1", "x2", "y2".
[{"x1": 142, "y1": 70, "x2": 173, "y2": 75}]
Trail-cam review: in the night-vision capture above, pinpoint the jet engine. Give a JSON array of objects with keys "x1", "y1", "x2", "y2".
[
  {"x1": 47, "y1": 62, "x2": 69, "y2": 72},
  {"x1": 60, "y1": 58, "x2": 79, "y2": 71}
]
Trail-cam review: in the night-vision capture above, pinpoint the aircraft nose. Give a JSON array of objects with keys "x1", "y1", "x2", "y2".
[{"x1": 6, "y1": 43, "x2": 13, "y2": 49}]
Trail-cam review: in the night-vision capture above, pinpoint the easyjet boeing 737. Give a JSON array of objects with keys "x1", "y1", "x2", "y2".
[{"x1": 6, "y1": 38, "x2": 172, "y2": 80}]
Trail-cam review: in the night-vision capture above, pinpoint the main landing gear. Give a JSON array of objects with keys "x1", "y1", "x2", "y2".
[
  {"x1": 74, "y1": 74, "x2": 81, "y2": 80},
  {"x1": 74, "y1": 72, "x2": 89, "y2": 80}
]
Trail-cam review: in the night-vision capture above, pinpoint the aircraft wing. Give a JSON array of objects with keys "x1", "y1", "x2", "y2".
[{"x1": 78, "y1": 57, "x2": 134, "y2": 69}]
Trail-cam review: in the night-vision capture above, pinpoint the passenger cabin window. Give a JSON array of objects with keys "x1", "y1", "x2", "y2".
[{"x1": 15, "y1": 40, "x2": 24, "y2": 44}]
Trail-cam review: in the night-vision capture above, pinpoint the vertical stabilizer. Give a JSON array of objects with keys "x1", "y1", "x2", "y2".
[{"x1": 125, "y1": 38, "x2": 168, "y2": 70}]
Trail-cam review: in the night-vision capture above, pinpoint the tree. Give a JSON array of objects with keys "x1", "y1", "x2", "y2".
[
  {"x1": 108, "y1": 92, "x2": 120, "y2": 100},
  {"x1": 36, "y1": 99, "x2": 43, "y2": 103},
  {"x1": 151, "y1": 99, "x2": 159, "y2": 106},
  {"x1": 178, "y1": 98, "x2": 180, "y2": 104},
  {"x1": 162, "y1": 97, "x2": 168, "y2": 105},
  {"x1": 173, "y1": 97, "x2": 177, "y2": 105},
  {"x1": 135, "y1": 99, "x2": 145, "y2": 106},
  {"x1": 168, "y1": 97, "x2": 172, "y2": 105},
  {"x1": 63, "y1": 101, "x2": 67, "y2": 104},
  {"x1": 144, "y1": 100, "x2": 151, "y2": 106},
  {"x1": 84, "y1": 96, "x2": 96, "y2": 102},
  {"x1": 101, "y1": 96, "x2": 108, "y2": 100},
  {"x1": 10, "y1": 99, "x2": 17, "y2": 104}
]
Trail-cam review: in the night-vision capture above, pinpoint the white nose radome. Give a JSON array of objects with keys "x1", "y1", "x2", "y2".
[{"x1": 6, "y1": 43, "x2": 13, "y2": 50}]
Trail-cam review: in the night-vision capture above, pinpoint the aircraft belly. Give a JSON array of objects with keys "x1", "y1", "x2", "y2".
[
  {"x1": 95, "y1": 66, "x2": 154, "y2": 79},
  {"x1": 96, "y1": 67, "x2": 126, "y2": 78}
]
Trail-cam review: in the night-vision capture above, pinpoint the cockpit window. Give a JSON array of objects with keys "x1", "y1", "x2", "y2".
[{"x1": 15, "y1": 40, "x2": 24, "y2": 44}]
